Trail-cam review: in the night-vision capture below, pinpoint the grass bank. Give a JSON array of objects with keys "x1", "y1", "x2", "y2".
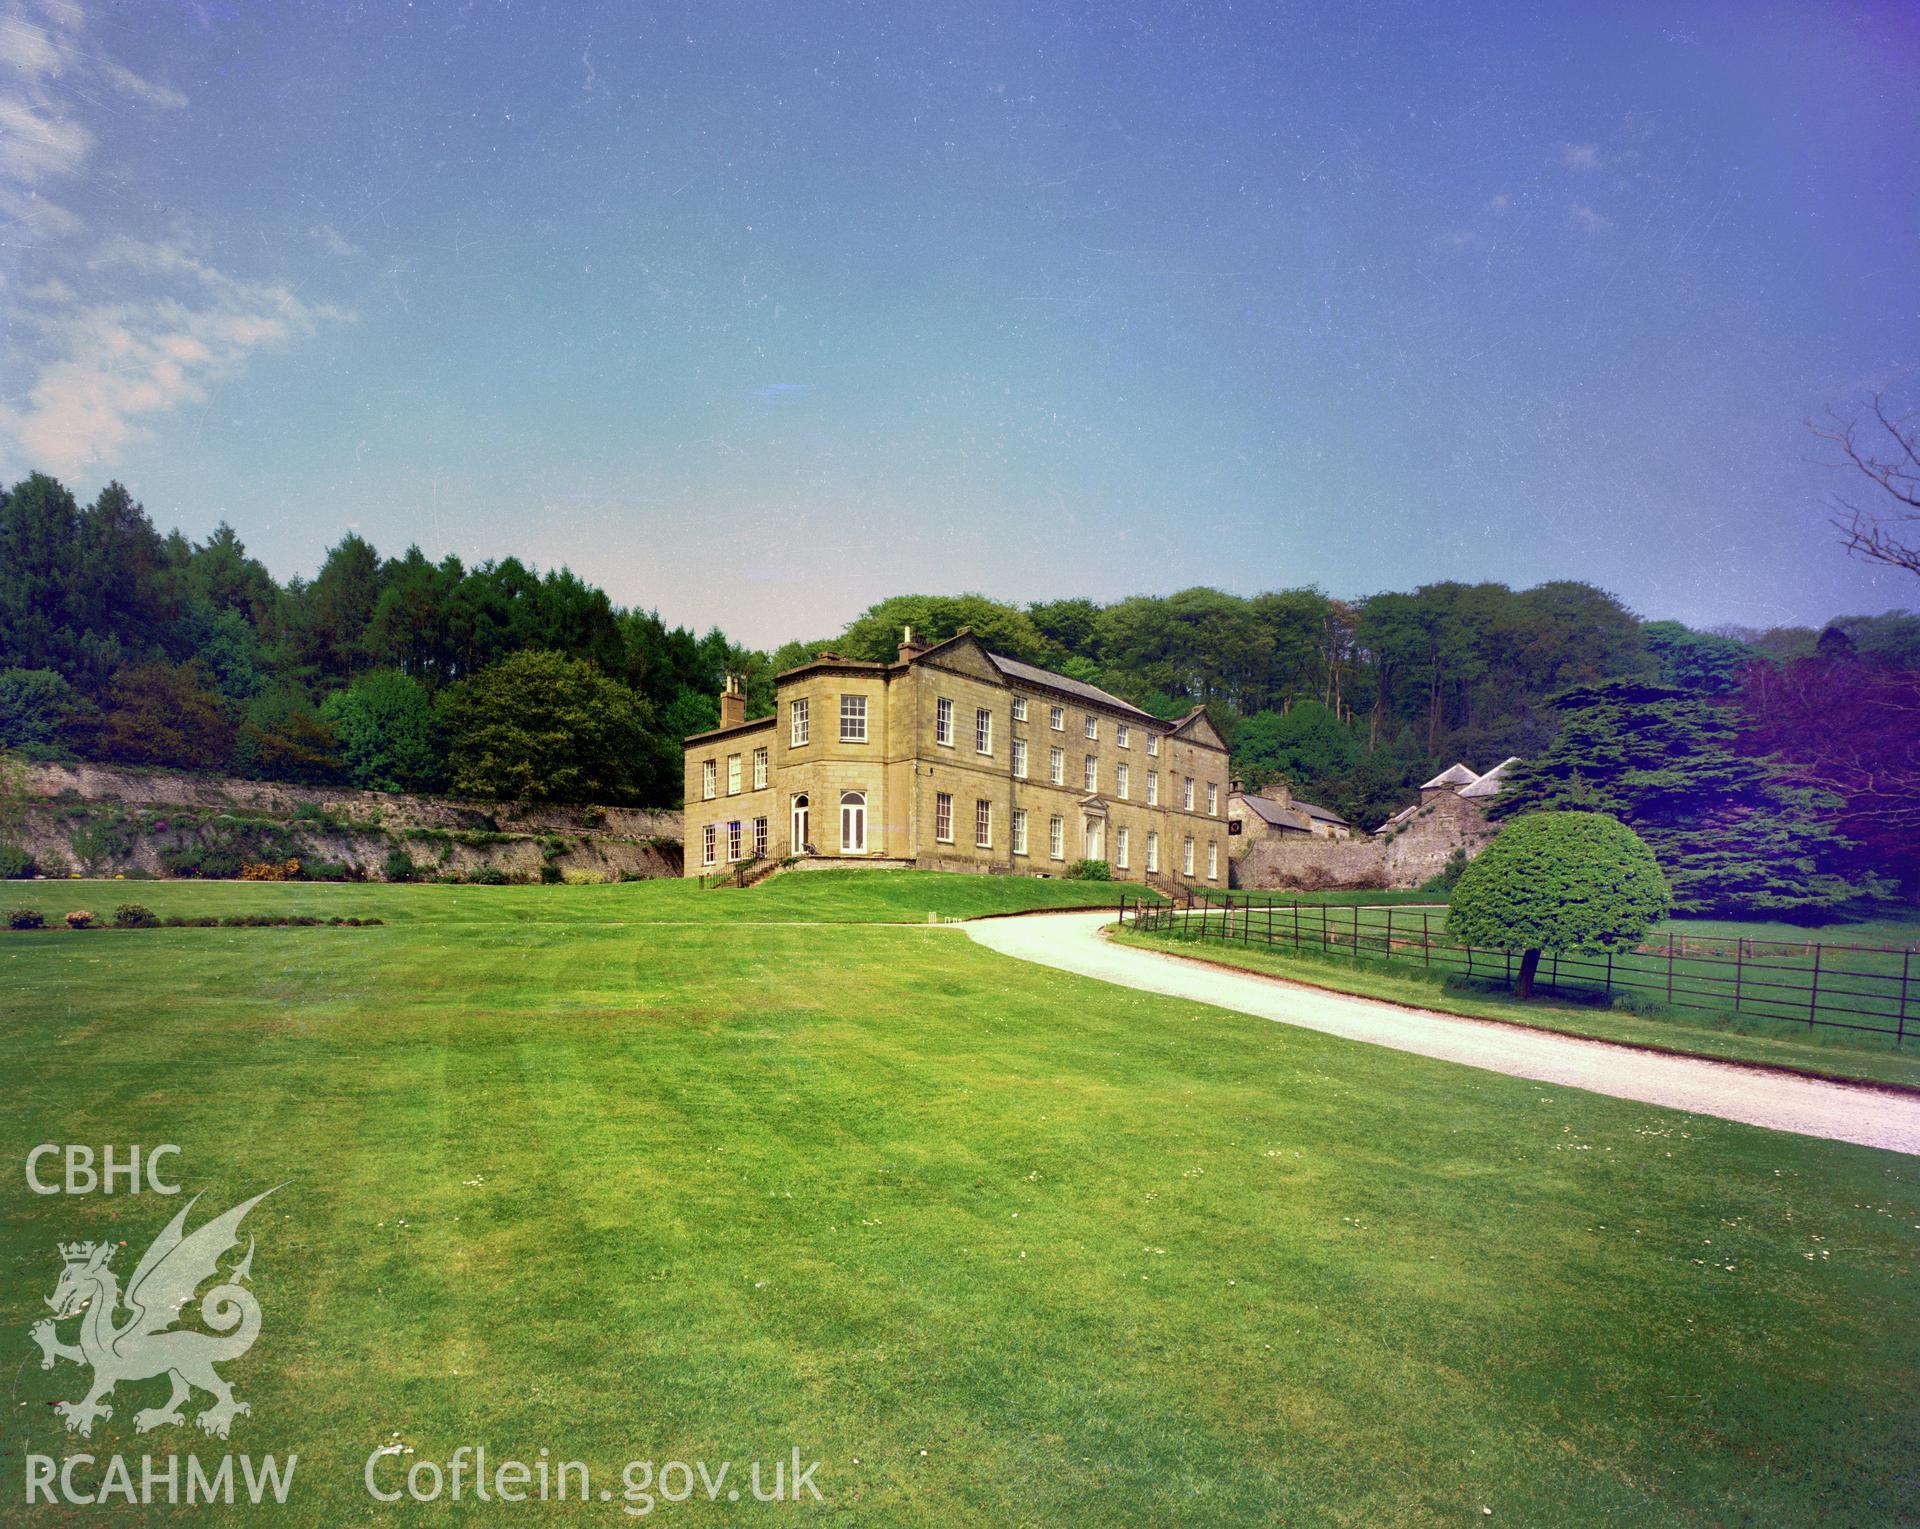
[{"x1": 3, "y1": 874, "x2": 1916, "y2": 1524}]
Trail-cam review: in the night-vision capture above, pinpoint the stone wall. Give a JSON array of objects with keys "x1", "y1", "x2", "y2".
[
  {"x1": 1231, "y1": 791, "x2": 1499, "y2": 891},
  {"x1": 15, "y1": 761, "x2": 682, "y2": 883}
]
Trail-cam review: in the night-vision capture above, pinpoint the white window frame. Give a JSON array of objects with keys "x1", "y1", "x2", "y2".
[
  {"x1": 1049, "y1": 705, "x2": 1064, "y2": 732},
  {"x1": 1115, "y1": 825, "x2": 1130, "y2": 870},
  {"x1": 840, "y1": 789, "x2": 867, "y2": 853},
  {"x1": 1083, "y1": 755, "x2": 1096, "y2": 792},
  {"x1": 1183, "y1": 837, "x2": 1195, "y2": 876},
  {"x1": 1146, "y1": 830, "x2": 1159, "y2": 873},
  {"x1": 791, "y1": 697, "x2": 809, "y2": 747},
  {"x1": 791, "y1": 793, "x2": 810, "y2": 853},
  {"x1": 1116, "y1": 762, "x2": 1129, "y2": 800},
  {"x1": 840, "y1": 694, "x2": 868, "y2": 743},
  {"x1": 702, "y1": 759, "x2": 716, "y2": 801},
  {"x1": 1084, "y1": 714, "x2": 1098, "y2": 740},
  {"x1": 935, "y1": 791, "x2": 954, "y2": 843},
  {"x1": 1183, "y1": 777, "x2": 1195, "y2": 812},
  {"x1": 702, "y1": 823, "x2": 716, "y2": 866},
  {"x1": 727, "y1": 820, "x2": 743, "y2": 861},
  {"x1": 1049, "y1": 747, "x2": 1064, "y2": 785},
  {"x1": 1147, "y1": 771, "x2": 1158, "y2": 806},
  {"x1": 752, "y1": 748, "x2": 768, "y2": 790},
  {"x1": 1012, "y1": 808, "x2": 1029, "y2": 856},
  {"x1": 1208, "y1": 782, "x2": 1219, "y2": 816},
  {"x1": 1012, "y1": 695, "x2": 1028, "y2": 722},
  {"x1": 975, "y1": 799, "x2": 992, "y2": 849},
  {"x1": 1117, "y1": 724, "x2": 1130, "y2": 749},
  {"x1": 1011, "y1": 739, "x2": 1028, "y2": 779},
  {"x1": 975, "y1": 708, "x2": 992, "y2": 755},
  {"x1": 1048, "y1": 815, "x2": 1064, "y2": 861},
  {"x1": 1147, "y1": 734, "x2": 1159, "y2": 757},
  {"x1": 935, "y1": 697, "x2": 954, "y2": 747},
  {"x1": 727, "y1": 753, "x2": 742, "y2": 795},
  {"x1": 753, "y1": 817, "x2": 768, "y2": 858},
  {"x1": 1208, "y1": 840, "x2": 1219, "y2": 881}
]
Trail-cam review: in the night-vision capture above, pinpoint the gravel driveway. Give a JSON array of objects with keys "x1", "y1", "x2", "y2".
[{"x1": 964, "y1": 911, "x2": 1920, "y2": 1155}]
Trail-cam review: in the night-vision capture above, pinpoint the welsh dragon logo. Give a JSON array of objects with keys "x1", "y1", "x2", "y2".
[{"x1": 30, "y1": 1187, "x2": 279, "y2": 1439}]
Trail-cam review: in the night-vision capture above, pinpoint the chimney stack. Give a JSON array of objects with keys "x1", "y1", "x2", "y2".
[
  {"x1": 898, "y1": 624, "x2": 929, "y2": 664},
  {"x1": 718, "y1": 673, "x2": 746, "y2": 728}
]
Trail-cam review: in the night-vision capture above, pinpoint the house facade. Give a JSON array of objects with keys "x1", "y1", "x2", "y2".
[
  {"x1": 1226, "y1": 781, "x2": 1351, "y2": 862},
  {"x1": 682, "y1": 629, "x2": 1231, "y2": 886}
]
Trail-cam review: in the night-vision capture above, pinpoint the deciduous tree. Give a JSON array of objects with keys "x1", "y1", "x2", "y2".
[{"x1": 1446, "y1": 811, "x2": 1671, "y2": 998}]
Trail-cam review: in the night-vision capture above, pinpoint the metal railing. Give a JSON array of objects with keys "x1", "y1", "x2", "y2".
[{"x1": 1116, "y1": 890, "x2": 1917, "y2": 1045}]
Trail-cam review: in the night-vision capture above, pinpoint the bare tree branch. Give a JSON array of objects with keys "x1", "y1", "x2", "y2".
[{"x1": 1812, "y1": 391, "x2": 1920, "y2": 576}]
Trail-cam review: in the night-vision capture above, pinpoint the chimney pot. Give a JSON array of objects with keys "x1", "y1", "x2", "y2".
[{"x1": 718, "y1": 673, "x2": 746, "y2": 728}]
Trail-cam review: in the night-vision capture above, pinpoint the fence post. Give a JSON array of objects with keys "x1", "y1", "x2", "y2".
[
  {"x1": 1899, "y1": 951, "x2": 1910, "y2": 1048},
  {"x1": 1321, "y1": 904, "x2": 1329, "y2": 954},
  {"x1": 1733, "y1": 938, "x2": 1743, "y2": 1015},
  {"x1": 1808, "y1": 942, "x2": 1821, "y2": 1030},
  {"x1": 1604, "y1": 949, "x2": 1612, "y2": 1000},
  {"x1": 1422, "y1": 912, "x2": 1430, "y2": 971},
  {"x1": 1667, "y1": 934, "x2": 1675, "y2": 1007}
]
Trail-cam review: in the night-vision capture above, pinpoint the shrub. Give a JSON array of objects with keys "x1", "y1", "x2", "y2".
[
  {"x1": 467, "y1": 863, "x2": 507, "y2": 885},
  {"x1": 64, "y1": 909, "x2": 96, "y2": 929},
  {"x1": 538, "y1": 862, "x2": 563, "y2": 884},
  {"x1": 0, "y1": 843, "x2": 36, "y2": 879},
  {"x1": 160, "y1": 818, "x2": 311, "y2": 880},
  {"x1": 383, "y1": 845, "x2": 416, "y2": 883},
  {"x1": 7, "y1": 907, "x2": 45, "y2": 929},
  {"x1": 1446, "y1": 811, "x2": 1671, "y2": 998},
  {"x1": 1421, "y1": 848, "x2": 1471, "y2": 895},
  {"x1": 239, "y1": 857, "x2": 301, "y2": 881},
  {"x1": 112, "y1": 904, "x2": 159, "y2": 929},
  {"x1": 1065, "y1": 858, "x2": 1112, "y2": 882}
]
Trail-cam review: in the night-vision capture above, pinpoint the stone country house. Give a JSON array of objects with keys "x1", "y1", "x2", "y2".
[
  {"x1": 682, "y1": 628, "x2": 1231, "y2": 889},
  {"x1": 1230, "y1": 757, "x2": 1518, "y2": 892}
]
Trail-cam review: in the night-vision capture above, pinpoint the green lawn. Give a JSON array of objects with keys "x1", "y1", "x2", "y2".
[
  {"x1": 3, "y1": 875, "x2": 1917, "y2": 1525},
  {"x1": 2, "y1": 867, "x2": 1151, "y2": 928}
]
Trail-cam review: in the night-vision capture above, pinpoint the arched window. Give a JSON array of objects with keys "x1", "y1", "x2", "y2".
[
  {"x1": 791, "y1": 794, "x2": 810, "y2": 854},
  {"x1": 840, "y1": 790, "x2": 867, "y2": 853}
]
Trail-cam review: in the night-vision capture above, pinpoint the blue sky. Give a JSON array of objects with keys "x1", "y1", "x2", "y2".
[{"x1": 1, "y1": 0, "x2": 1915, "y2": 648}]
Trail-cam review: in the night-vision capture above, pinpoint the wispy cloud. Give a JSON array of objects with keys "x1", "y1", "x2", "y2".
[
  {"x1": 1, "y1": 235, "x2": 353, "y2": 472},
  {"x1": 0, "y1": 2, "x2": 348, "y2": 475},
  {"x1": 1568, "y1": 201, "x2": 1613, "y2": 233},
  {"x1": 1561, "y1": 142, "x2": 1603, "y2": 171},
  {"x1": 310, "y1": 222, "x2": 363, "y2": 258}
]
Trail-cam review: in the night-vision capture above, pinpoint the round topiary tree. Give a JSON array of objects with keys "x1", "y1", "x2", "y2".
[{"x1": 1446, "y1": 811, "x2": 1671, "y2": 999}]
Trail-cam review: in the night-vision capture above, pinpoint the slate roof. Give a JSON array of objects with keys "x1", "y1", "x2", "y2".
[
  {"x1": 1420, "y1": 763, "x2": 1479, "y2": 790},
  {"x1": 1237, "y1": 792, "x2": 1349, "y2": 834},
  {"x1": 1458, "y1": 756, "x2": 1520, "y2": 799},
  {"x1": 987, "y1": 653, "x2": 1161, "y2": 724},
  {"x1": 1237, "y1": 794, "x2": 1312, "y2": 833}
]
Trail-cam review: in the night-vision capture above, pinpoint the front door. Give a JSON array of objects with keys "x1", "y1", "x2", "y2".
[{"x1": 1084, "y1": 816, "x2": 1105, "y2": 861}]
